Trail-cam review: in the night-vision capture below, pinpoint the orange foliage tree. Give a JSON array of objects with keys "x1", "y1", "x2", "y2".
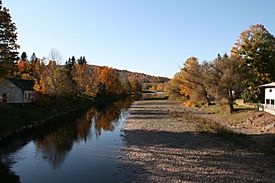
[{"x1": 96, "y1": 67, "x2": 123, "y2": 96}]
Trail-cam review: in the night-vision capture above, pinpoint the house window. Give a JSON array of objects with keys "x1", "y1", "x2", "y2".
[
  {"x1": 2, "y1": 94, "x2": 7, "y2": 103},
  {"x1": 266, "y1": 99, "x2": 270, "y2": 104},
  {"x1": 25, "y1": 93, "x2": 28, "y2": 99},
  {"x1": 271, "y1": 100, "x2": 274, "y2": 105},
  {"x1": 29, "y1": 93, "x2": 31, "y2": 99},
  {"x1": 270, "y1": 89, "x2": 272, "y2": 92}
]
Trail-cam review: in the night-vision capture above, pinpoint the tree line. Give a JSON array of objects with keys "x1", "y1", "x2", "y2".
[{"x1": 168, "y1": 24, "x2": 275, "y2": 113}]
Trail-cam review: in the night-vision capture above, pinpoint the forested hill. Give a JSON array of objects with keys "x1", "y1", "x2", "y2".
[{"x1": 91, "y1": 65, "x2": 170, "y2": 83}]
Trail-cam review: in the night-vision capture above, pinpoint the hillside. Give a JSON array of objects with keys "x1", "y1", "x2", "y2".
[{"x1": 91, "y1": 65, "x2": 170, "y2": 83}]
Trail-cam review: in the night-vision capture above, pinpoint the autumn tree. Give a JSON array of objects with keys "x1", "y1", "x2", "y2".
[
  {"x1": 180, "y1": 57, "x2": 211, "y2": 105},
  {"x1": 96, "y1": 67, "x2": 123, "y2": 97},
  {"x1": 0, "y1": 1, "x2": 19, "y2": 78},
  {"x1": 167, "y1": 72, "x2": 191, "y2": 100},
  {"x1": 209, "y1": 54, "x2": 244, "y2": 113},
  {"x1": 118, "y1": 73, "x2": 132, "y2": 94},
  {"x1": 72, "y1": 63, "x2": 98, "y2": 96},
  {"x1": 231, "y1": 24, "x2": 275, "y2": 101},
  {"x1": 28, "y1": 53, "x2": 41, "y2": 79},
  {"x1": 128, "y1": 76, "x2": 142, "y2": 93},
  {"x1": 34, "y1": 62, "x2": 76, "y2": 97}
]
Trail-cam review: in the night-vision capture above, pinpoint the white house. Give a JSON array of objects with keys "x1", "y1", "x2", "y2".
[
  {"x1": 0, "y1": 78, "x2": 35, "y2": 104},
  {"x1": 259, "y1": 82, "x2": 275, "y2": 115}
]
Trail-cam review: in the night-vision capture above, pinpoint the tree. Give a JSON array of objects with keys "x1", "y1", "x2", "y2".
[
  {"x1": 65, "y1": 57, "x2": 76, "y2": 73},
  {"x1": 77, "y1": 56, "x2": 87, "y2": 65},
  {"x1": 48, "y1": 49, "x2": 62, "y2": 64},
  {"x1": 34, "y1": 63, "x2": 76, "y2": 97},
  {"x1": 0, "y1": 1, "x2": 20, "y2": 78},
  {"x1": 209, "y1": 54, "x2": 244, "y2": 113},
  {"x1": 30, "y1": 53, "x2": 38, "y2": 63},
  {"x1": 231, "y1": 24, "x2": 275, "y2": 101},
  {"x1": 96, "y1": 67, "x2": 123, "y2": 96},
  {"x1": 71, "y1": 56, "x2": 76, "y2": 64},
  {"x1": 20, "y1": 52, "x2": 28, "y2": 61},
  {"x1": 167, "y1": 72, "x2": 191, "y2": 100},
  {"x1": 180, "y1": 57, "x2": 211, "y2": 105},
  {"x1": 128, "y1": 76, "x2": 142, "y2": 93},
  {"x1": 72, "y1": 63, "x2": 97, "y2": 96}
]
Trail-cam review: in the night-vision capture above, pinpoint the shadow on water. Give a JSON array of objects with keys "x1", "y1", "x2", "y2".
[
  {"x1": 0, "y1": 97, "x2": 146, "y2": 183},
  {"x1": 0, "y1": 162, "x2": 20, "y2": 183}
]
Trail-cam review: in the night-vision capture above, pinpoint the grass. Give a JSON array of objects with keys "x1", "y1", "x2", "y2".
[
  {"x1": 194, "y1": 103, "x2": 275, "y2": 154},
  {"x1": 192, "y1": 115, "x2": 267, "y2": 152},
  {"x1": 200, "y1": 103, "x2": 257, "y2": 125}
]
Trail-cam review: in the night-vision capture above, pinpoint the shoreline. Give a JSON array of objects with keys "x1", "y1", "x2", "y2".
[
  {"x1": 0, "y1": 103, "x2": 91, "y2": 144},
  {"x1": 0, "y1": 94, "x2": 134, "y2": 144}
]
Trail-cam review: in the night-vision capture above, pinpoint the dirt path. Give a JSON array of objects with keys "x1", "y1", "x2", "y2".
[{"x1": 122, "y1": 100, "x2": 275, "y2": 183}]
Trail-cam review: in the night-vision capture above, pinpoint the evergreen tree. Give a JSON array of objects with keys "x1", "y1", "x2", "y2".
[
  {"x1": 77, "y1": 56, "x2": 87, "y2": 65},
  {"x1": 21, "y1": 52, "x2": 28, "y2": 61},
  {"x1": 30, "y1": 53, "x2": 38, "y2": 63},
  {"x1": 82, "y1": 56, "x2": 87, "y2": 64},
  {"x1": 65, "y1": 57, "x2": 73, "y2": 71},
  {"x1": 71, "y1": 56, "x2": 76, "y2": 64},
  {"x1": 0, "y1": 1, "x2": 20, "y2": 78}
]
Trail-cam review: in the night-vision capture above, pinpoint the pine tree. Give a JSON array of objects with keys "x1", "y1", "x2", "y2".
[
  {"x1": 0, "y1": 1, "x2": 20, "y2": 78},
  {"x1": 77, "y1": 56, "x2": 87, "y2": 65},
  {"x1": 82, "y1": 56, "x2": 87, "y2": 64},
  {"x1": 71, "y1": 56, "x2": 76, "y2": 64},
  {"x1": 21, "y1": 52, "x2": 28, "y2": 61}
]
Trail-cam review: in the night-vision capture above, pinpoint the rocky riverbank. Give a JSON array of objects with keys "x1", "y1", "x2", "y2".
[{"x1": 122, "y1": 100, "x2": 275, "y2": 182}]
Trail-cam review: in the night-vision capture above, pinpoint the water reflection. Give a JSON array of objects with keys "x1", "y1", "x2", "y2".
[
  {"x1": 0, "y1": 98, "x2": 133, "y2": 182},
  {"x1": 0, "y1": 159, "x2": 20, "y2": 183},
  {"x1": 34, "y1": 98, "x2": 133, "y2": 168}
]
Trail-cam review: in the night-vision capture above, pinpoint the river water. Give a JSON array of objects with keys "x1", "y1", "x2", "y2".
[{"x1": 0, "y1": 98, "x2": 134, "y2": 183}]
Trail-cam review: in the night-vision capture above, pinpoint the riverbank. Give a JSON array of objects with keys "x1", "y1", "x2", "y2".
[
  {"x1": 0, "y1": 99, "x2": 93, "y2": 143},
  {"x1": 122, "y1": 100, "x2": 275, "y2": 182},
  {"x1": 0, "y1": 95, "x2": 135, "y2": 143}
]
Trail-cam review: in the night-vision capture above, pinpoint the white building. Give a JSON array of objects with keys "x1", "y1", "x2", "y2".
[
  {"x1": 0, "y1": 78, "x2": 35, "y2": 104},
  {"x1": 259, "y1": 82, "x2": 275, "y2": 115}
]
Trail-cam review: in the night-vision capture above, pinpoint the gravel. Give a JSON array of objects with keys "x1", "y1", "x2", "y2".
[{"x1": 121, "y1": 100, "x2": 275, "y2": 183}]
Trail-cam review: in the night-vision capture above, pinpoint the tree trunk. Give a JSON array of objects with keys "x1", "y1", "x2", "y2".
[
  {"x1": 229, "y1": 102, "x2": 234, "y2": 113},
  {"x1": 203, "y1": 90, "x2": 211, "y2": 106},
  {"x1": 228, "y1": 89, "x2": 234, "y2": 113}
]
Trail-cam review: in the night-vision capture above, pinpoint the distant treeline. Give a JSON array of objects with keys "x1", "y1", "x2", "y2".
[{"x1": 15, "y1": 52, "x2": 169, "y2": 105}]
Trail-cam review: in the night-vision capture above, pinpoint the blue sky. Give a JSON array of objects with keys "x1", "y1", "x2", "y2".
[{"x1": 3, "y1": 0, "x2": 275, "y2": 78}]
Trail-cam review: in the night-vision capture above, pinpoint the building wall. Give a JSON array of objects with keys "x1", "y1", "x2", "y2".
[
  {"x1": 265, "y1": 88, "x2": 275, "y2": 100},
  {"x1": 23, "y1": 90, "x2": 34, "y2": 103},
  {"x1": 0, "y1": 79, "x2": 24, "y2": 103}
]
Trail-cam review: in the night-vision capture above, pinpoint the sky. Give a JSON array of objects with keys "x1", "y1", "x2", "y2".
[{"x1": 3, "y1": 0, "x2": 275, "y2": 78}]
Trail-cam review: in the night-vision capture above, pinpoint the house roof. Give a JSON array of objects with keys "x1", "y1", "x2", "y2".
[
  {"x1": 8, "y1": 78, "x2": 35, "y2": 90},
  {"x1": 259, "y1": 82, "x2": 275, "y2": 88}
]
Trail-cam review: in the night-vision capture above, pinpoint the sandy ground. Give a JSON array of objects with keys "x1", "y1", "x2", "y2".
[{"x1": 121, "y1": 100, "x2": 275, "y2": 183}]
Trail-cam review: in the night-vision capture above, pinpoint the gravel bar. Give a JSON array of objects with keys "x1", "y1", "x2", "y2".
[{"x1": 121, "y1": 100, "x2": 275, "y2": 183}]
